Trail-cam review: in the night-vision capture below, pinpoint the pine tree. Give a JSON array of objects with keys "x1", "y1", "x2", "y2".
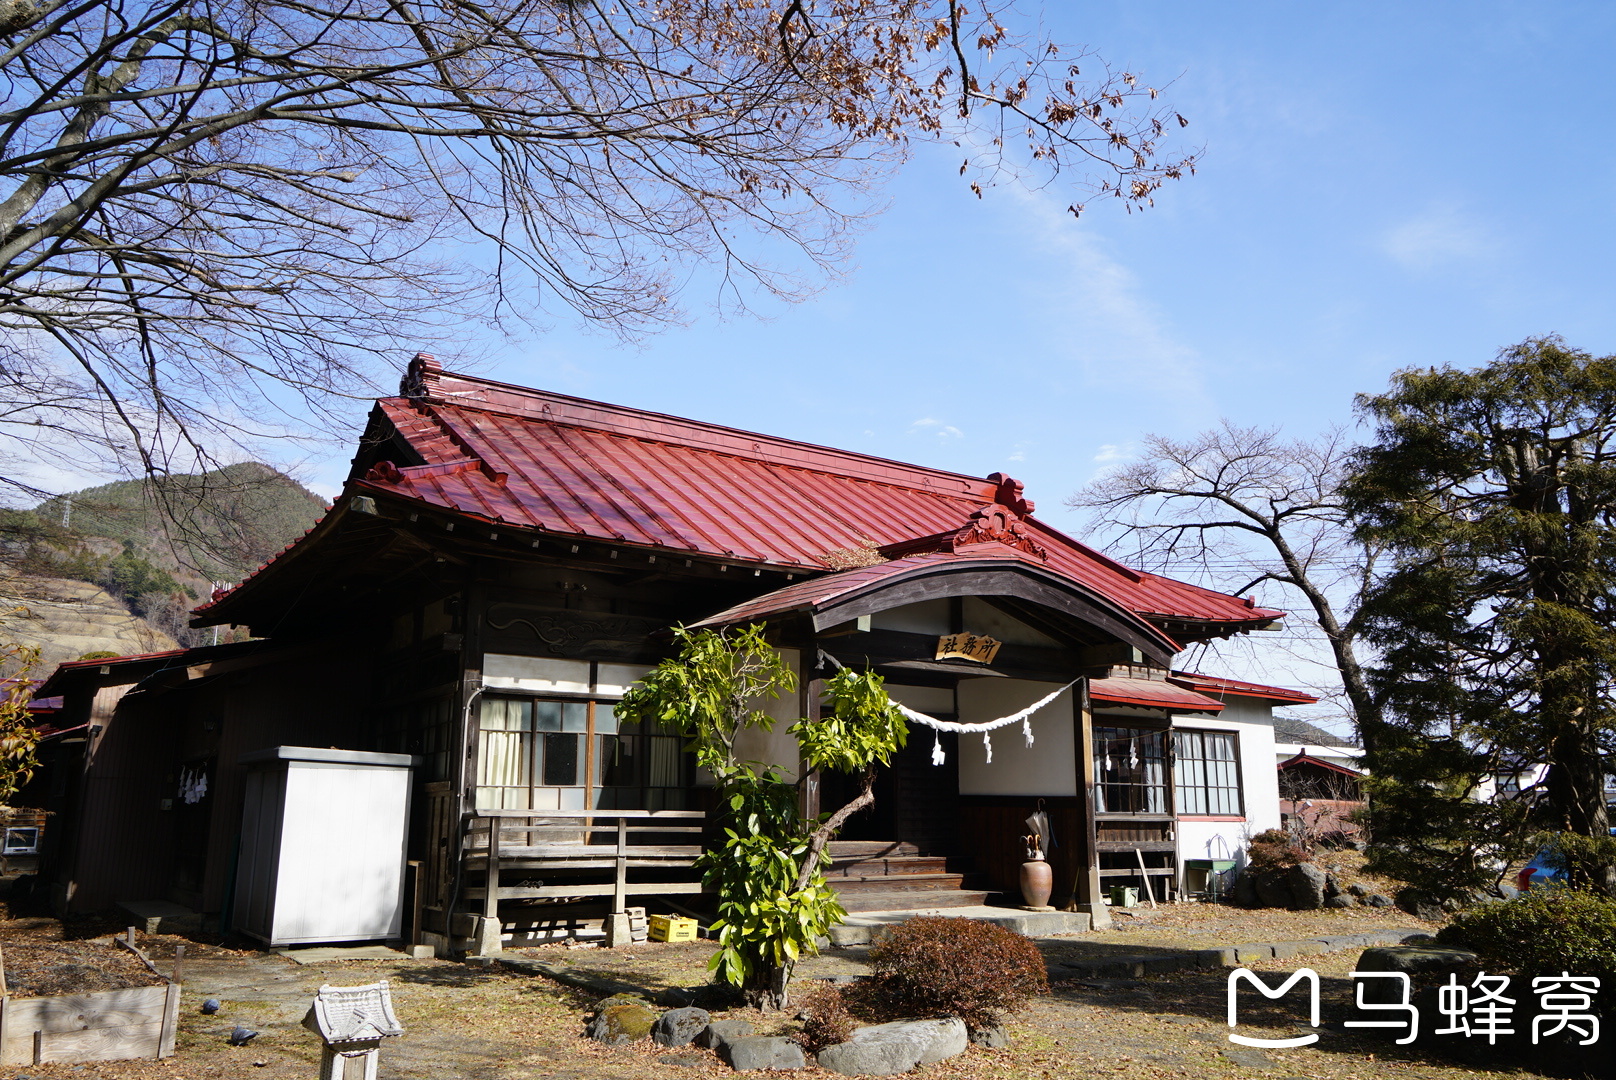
[{"x1": 1344, "y1": 336, "x2": 1616, "y2": 897}]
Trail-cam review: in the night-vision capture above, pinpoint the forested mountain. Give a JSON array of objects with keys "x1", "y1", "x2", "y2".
[{"x1": 0, "y1": 464, "x2": 327, "y2": 662}]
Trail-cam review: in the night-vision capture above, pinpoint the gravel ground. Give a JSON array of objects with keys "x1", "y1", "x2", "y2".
[{"x1": 0, "y1": 904, "x2": 1551, "y2": 1080}]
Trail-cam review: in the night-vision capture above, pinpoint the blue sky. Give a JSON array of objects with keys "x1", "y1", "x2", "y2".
[
  {"x1": 65, "y1": 3, "x2": 1616, "y2": 720},
  {"x1": 359, "y1": 1, "x2": 1616, "y2": 523}
]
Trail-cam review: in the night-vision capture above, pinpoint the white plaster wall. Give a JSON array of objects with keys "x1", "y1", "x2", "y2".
[
  {"x1": 955, "y1": 679, "x2": 1076, "y2": 795},
  {"x1": 870, "y1": 599, "x2": 950, "y2": 635},
  {"x1": 732, "y1": 648, "x2": 802, "y2": 782},
  {"x1": 961, "y1": 597, "x2": 1060, "y2": 647},
  {"x1": 1175, "y1": 698, "x2": 1280, "y2": 867},
  {"x1": 884, "y1": 684, "x2": 955, "y2": 715}
]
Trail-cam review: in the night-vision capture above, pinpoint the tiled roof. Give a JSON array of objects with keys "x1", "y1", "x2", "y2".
[{"x1": 300, "y1": 359, "x2": 1285, "y2": 630}]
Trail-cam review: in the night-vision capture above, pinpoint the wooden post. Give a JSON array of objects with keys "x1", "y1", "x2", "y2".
[
  {"x1": 0, "y1": 943, "x2": 9, "y2": 1066},
  {"x1": 612, "y1": 816, "x2": 627, "y2": 914},
  {"x1": 482, "y1": 817, "x2": 500, "y2": 921},
  {"x1": 1134, "y1": 847, "x2": 1157, "y2": 909},
  {"x1": 159, "y1": 979, "x2": 181, "y2": 1058},
  {"x1": 407, "y1": 861, "x2": 424, "y2": 947},
  {"x1": 32, "y1": 1029, "x2": 42, "y2": 1066},
  {"x1": 170, "y1": 944, "x2": 184, "y2": 985},
  {"x1": 1071, "y1": 681, "x2": 1110, "y2": 928}
]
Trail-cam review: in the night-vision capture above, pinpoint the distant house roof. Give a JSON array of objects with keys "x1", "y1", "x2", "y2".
[
  {"x1": 1278, "y1": 751, "x2": 1365, "y2": 778},
  {"x1": 198, "y1": 355, "x2": 1285, "y2": 637},
  {"x1": 1272, "y1": 715, "x2": 1357, "y2": 748}
]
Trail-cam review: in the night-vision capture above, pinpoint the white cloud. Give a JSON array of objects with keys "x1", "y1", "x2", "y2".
[
  {"x1": 1004, "y1": 187, "x2": 1215, "y2": 426},
  {"x1": 1093, "y1": 443, "x2": 1129, "y2": 463},
  {"x1": 909, "y1": 417, "x2": 963, "y2": 439},
  {"x1": 1006, "y1": 450, "x2": 1025, "y2": 462},
  {"x1": 1381, "y1": 205, "x2": 1500, "y2": 272}
]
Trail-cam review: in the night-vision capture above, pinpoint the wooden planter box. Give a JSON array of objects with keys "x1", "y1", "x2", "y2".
[{"x1": 0, "y1": 979, "x2": 181, "y2": 1065}]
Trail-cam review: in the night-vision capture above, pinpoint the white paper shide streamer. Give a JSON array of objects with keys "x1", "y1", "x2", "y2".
[{"x1": 893, "y1": 680, "x2": 1079, "y2": 765}]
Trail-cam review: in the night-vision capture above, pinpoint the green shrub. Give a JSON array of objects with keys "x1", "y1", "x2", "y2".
[
  {"x1": 1437, "y1": 889, "x2": 1616, "y2": 985},
  {"x1": 867, "y1": 915, "x2": 1048, "y2": 1028},
  {"x1": 796, "y1": 983, "x2": 854, "y2": 1053},
  {"x1": 1246, "y1": 828, "x2": 1311, "y2": 875}
]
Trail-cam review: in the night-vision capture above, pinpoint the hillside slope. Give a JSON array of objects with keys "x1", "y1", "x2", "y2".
[{"x1": 1, "y1": 464, "x2": 326, "y2": 660}]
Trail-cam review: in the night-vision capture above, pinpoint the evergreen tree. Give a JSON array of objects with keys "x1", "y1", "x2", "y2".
[{"x1": 1343, "y1": 337, "x2": 1616, "y2": 897}]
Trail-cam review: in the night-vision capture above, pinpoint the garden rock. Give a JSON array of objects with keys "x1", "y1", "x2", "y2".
[
  {"x1": 1232, "y1": 872, "x2": 1259, "y2": 908},
  {"x1": 587, "y1": 999, "x2": 657, "y2": 1045},
  {"x1": 1253, "y1": 872, "x2": 1292, "y2": 909},
  {"x1": 816, "y1": 1018, "x2": 969, "y2": 1076},
  {"x1": 1287, "y1": 863, "x2": 1329, "y2": 909},
  {"x1": 1323, "y1": 873, "x2": 1343, "y2": 900},
  {"x1": 1395, "y1": 888, "x2": 1444, "y2": 921},
  {"x1": 968, "y1": 1023, "x2": 1009, "y2": 1047},
  {"x1": 1357, "y1": 945, "x2": 1478, "y2": 976},
  {"x1": 724, "y1": 1035, "x2": 806, "y2": 1071},
  {"x1": 653, "y1": 1007, "x2": 711, "y2": 1047},
  {"x1": 1365, "y1": 893, "x2": 1393, "y2": 908},
  {"x1": 1348, "y1": 883, "x2": 1368, "y2": 897},
  {"x1": 698, "y1": 1019, "x2": 755, "y2": 1052},
  {"x1": 1354, "y1": 946, "x2": 1478, "y2": 1005},
  {"x1": 1325, "y1": 896, "x2": 1355, "y2": 909}
]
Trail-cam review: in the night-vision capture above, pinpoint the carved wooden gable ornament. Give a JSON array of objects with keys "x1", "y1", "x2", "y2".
[{"x1": 950, "y1": 473, "x2": 1048, "y2": 561}]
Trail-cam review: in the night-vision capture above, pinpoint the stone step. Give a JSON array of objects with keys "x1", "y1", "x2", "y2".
[
  {"x1": 830, "y1": 873, "x2": 970, "y2": 894},
  {"x1": 836, "y1": 889, "x2": 994, "y2": 913}
]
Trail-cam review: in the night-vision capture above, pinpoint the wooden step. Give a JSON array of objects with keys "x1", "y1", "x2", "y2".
[
  {"x1": 827, "y1": 856, "x2": 960, "y2": 877},
  {"x1": 830, "y1": 873, "x2": 970, "y2": 894},
  {"x1": 836, "y1": 889, "x2": 994, "y2": 913},
  {"x1": 826, "y1": 841, "x2": 920, "y2": 858}
]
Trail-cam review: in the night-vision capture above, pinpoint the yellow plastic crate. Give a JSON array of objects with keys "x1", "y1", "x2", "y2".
[{"x1": 648, "y1": 915, "x2": 698, "y2": 942}]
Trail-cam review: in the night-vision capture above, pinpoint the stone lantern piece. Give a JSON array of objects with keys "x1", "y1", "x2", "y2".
[{"x1": 302, "y1": 980, "x2": 405, "y2": 1080}]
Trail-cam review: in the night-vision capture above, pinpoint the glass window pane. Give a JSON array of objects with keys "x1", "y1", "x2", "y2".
[
  {"x1": 534, "y1": 701, "x2": 562, "y2": 732},
  {"x1": 649, "y1": 737, "x2": 682, "y2": 788},
  {"x1": 1174, "y1": 730, "x2": 1242, "y2": 817},
  {"x1": 478, "y1": 729, "x2": 529, "y2": 787},
  {"x1": 598, "y1": 734, "x2": 639, "y2": 787},
  {"x1": 596, "y1": 704, "x2": 620, "y2": 735},
  {"x1": 543, "y1": 732, "x2": 579, "y2": 786},
  {"x1": 562, "y1": 702, "x2": 589, "y2": 733}
]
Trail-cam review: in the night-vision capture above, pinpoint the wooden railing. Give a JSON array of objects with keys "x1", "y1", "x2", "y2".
[{"x1": 462, "y1": 809, "x2": 706, "y2": 917}]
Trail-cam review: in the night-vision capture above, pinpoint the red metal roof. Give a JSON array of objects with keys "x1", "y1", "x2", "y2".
[
  {"x1": 1089, "y1": 676, "x2": 1226, "y2": 713},
  {"x1": 1169, "y1": 671, "x2": 1319, "y2": 705},
  {"x1": 686, "y1": 548, "x2": 1183, "y2": 654},
  {"x1": 272, "y1": 359, "x2": 1282, "y2": 630}
]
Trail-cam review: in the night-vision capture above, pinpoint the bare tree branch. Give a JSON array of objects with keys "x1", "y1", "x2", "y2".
[
  {"x1": 1069, "y1": 421, "x2": 1384, "y2": 746},
  {"x1": 0, "y1": 0, "x2": 1196, "y2": 507}
]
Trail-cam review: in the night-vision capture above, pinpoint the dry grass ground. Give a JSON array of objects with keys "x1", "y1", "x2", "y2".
[{"x1": 0, "y1": 904, "x2": 1552, "y2": 1080}]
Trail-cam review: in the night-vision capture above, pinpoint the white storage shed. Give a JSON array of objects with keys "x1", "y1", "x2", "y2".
[{"x1": 233, "y1": 746, "x2": 415, "y2": 946}]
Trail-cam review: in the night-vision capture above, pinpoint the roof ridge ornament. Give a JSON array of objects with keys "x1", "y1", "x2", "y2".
[
  {"x1": 953, "y1": 474, "x2": 1046, "y2": 560},
  {"x1": 399, "y1": 352, "x2": 441, "y2": 399}
]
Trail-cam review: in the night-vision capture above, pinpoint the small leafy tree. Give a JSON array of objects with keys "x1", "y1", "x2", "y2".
[
  {"x1": 0, "y1": 640, "x2": 41, "y2": 804},
  {"x1": 617, "y1": 624, "x2": 906, "y2": 1010}
]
